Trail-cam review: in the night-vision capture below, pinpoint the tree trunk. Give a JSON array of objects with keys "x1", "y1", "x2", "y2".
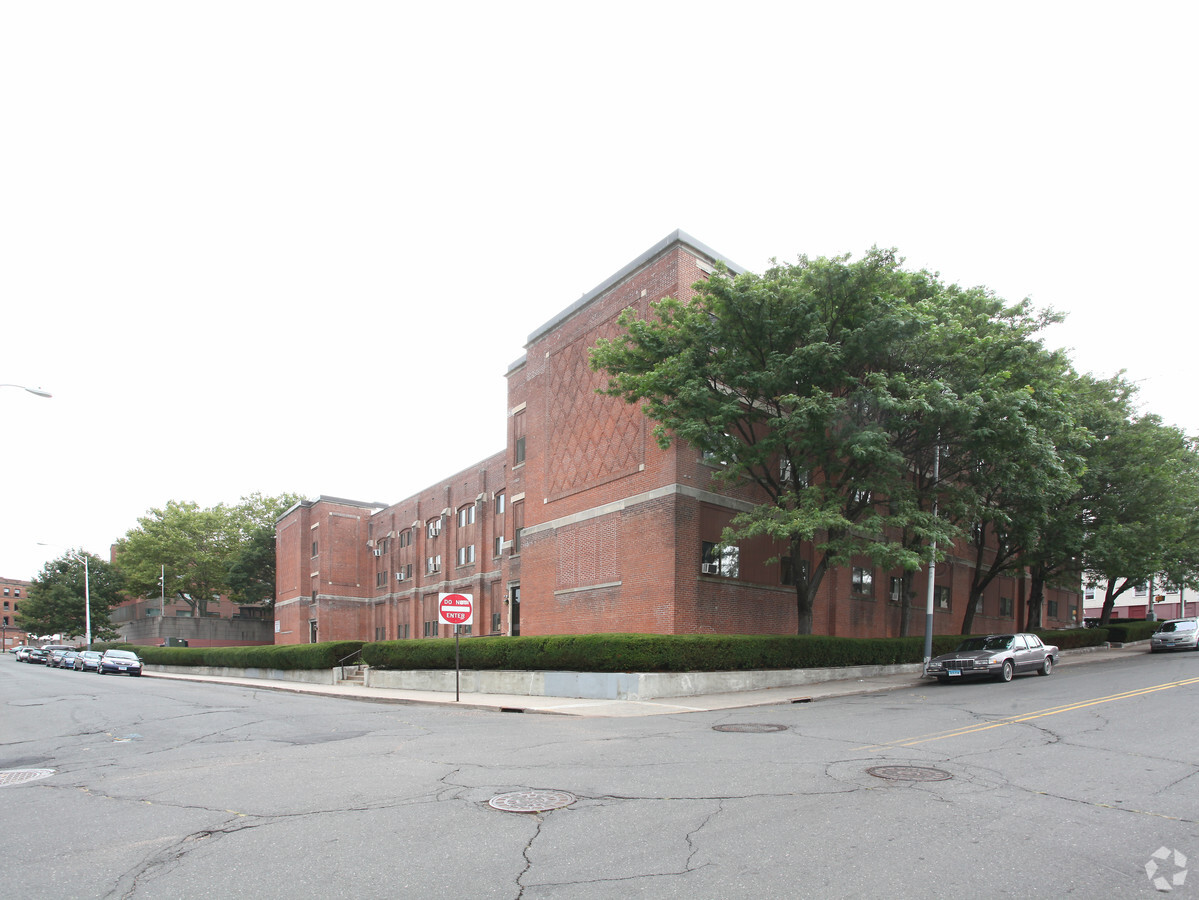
[
  {"x1": 960, "y1": 590, "x2": 981, "y2": 635},
  {"x1": 1026, "y1": 572, "x2": 1045, "y2": 631},
  {"x1": 898, "y1": 570, "x2": 914, "y2": 637}
]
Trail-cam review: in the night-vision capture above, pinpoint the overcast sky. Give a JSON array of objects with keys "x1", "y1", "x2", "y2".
[{"x1": 2, "y1": 2, "x2": 1196, "y2": 581}]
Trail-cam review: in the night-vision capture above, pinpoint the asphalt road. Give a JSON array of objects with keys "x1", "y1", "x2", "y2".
[{"x1": 2, "y1": 650, "x2": 1197, "y2": 899}]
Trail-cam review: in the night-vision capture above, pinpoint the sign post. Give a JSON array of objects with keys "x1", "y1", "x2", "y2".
[{"x1": 439, "y1": 593, "x2": 474, "y2": 701}]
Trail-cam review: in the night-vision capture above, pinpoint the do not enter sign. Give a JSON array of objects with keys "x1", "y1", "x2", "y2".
[{"x1": 439, "y1": 593, "x2": 474, "y2": 626}]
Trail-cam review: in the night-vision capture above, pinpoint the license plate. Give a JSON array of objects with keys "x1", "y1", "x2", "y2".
[
  {"x1": 117, "y1": 666, "x2": 127, "y2": 671},
  {"x1": 948, "y1": 669, "x2": 961, "y2": 677}
]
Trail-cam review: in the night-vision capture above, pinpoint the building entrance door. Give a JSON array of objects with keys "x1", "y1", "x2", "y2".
[{"x1": 509, "y1": 585, "x2": 520, "y2": 636}]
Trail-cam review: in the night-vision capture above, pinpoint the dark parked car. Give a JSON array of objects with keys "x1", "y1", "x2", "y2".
[
  {"x1": 74, "y1": 650, "x2": 103, "y2": 672},
  {"x1": 925, "y1": 633, "x2": 1059, "y2": 683},
  {"x1": 42, "y1": 645, "x2": 75, "y2": 667},
  {"x1": 1150, "y1": 618, "x2": 1199, "y2": 652},
  {"x1": 26, "y1": 647, "x2": 47, "y2": 664},
  {"x1": 98, "y1": 649, "x2": 143, "y2": 676},
  {"x1": 56, "y1": 650, "x2": 80, "y2": 669}
]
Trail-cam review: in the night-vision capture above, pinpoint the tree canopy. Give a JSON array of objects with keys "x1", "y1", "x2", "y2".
[
  {"x1": 592, "y1": 248, "x2": 1078, "y2": 634},
  {"x1": 114, "y1": 492, "x2": 300, "y2": 616},
  {"x1": 20, "y1": 551, "x2": 126, "y2": 643}
]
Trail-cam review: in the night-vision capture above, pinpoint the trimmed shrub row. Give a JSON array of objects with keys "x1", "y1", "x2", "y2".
[
  {"x1": 102, "y1": 641, "x2": 365, "y2": 671},
  {"x1": 113, "y1": 626, "x2": 1132, "y2": 674},
  {"x1": 360, "y1": 630, "x2": 1095, "y2": 674}
]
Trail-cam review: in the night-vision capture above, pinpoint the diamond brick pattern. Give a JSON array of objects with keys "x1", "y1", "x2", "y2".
[{"x1": 546, "y1": 324, "x2": 643, "y2": 499}]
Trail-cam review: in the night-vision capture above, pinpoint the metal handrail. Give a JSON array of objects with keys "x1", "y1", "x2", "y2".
[{"x1": 337, "y1": 648, "x2": 364, "y2": 667}]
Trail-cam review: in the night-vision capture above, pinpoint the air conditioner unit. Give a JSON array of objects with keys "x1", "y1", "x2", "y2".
[
  {"x1": 395, "y1": 572, "x2": 405, "y2": 582},
  {"x1": 701, "y1": 563, "x2": 717, "y2": 574},
  {"x1": 373, "y1": 549, "x2": 382, "y2": 557}
]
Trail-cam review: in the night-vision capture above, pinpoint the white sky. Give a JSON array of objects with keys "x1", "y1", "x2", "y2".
[{"x1": 2, "y1": 2, "x2": 1196, "y2": 581}]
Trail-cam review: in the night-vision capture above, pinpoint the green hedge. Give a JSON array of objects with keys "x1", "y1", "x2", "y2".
[
  {"x1": 1034, "y1": 627, "x2": 1111, "y2": 650},
  {"x1": 118, "y1": 627, "x2": 1131, "y2": 675},
  {"x1": 115, "y1": 641, "x2": 364, "y2": 670},
  {"x1": 360, "y1": 632, "x2": 975, "y2": 673},
  {"x1": 1101, "y1": 620, "x2": 1161, "y2": 644}
]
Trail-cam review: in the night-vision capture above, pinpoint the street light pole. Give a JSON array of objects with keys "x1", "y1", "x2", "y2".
[
  {"x1": 922, "y1": 437, "x2": 941, "y2": 674},
  {"x1": 37, "y1": 543, "x2": 91, "y2": 649}
]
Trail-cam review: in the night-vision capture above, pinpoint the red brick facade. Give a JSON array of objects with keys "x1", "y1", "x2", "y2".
[{"x1": 276, "y1": 231, "x2": 1082, "y2": 644}]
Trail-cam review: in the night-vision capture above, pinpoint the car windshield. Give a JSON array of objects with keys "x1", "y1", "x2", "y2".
[
  {"x1": 107, "y1": 651, "x2": 138, "y2": 660},
  {"x1": 1159, "y1": 621, "x2": 1196, "y2": 633},
  {"x1": 956, "y1": 635, "x2": 1013, "y2": 652}
]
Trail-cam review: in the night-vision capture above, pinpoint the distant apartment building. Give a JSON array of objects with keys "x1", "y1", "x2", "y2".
[
  {"x1": 275, "y1": 231, "x2": 1082, "y2": 644},
  {"x1": 1, "y1": 576, "x2": 32, "y2": 650}
]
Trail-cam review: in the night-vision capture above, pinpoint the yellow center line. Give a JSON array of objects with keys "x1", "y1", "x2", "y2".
[{"x1": 853, "y1": 676, "x2": 1199, "y2": 751}]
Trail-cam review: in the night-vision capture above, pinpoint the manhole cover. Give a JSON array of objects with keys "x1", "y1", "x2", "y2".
[
  {"x1": 0, "y1": 769, "x2": 54, "y2": 787},
  {"x1": 866, "y1": 765, "x2": 952, "y2": 782},
  {"x1": 713, "y1": 723, "x2": 788, "y2": 733},
  {"x1": 489, "y1": 790, "x2": 577, "y2": 813}
]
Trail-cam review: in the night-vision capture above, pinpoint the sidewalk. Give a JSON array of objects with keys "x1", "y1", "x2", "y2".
[{"x1": 144, "y1": 642, "x2": 1148, "y2": 718}]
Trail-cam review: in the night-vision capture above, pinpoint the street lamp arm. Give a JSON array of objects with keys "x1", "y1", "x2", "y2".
[{"x1": 0, "y1": 383, "x2": 53, "y2": 398}]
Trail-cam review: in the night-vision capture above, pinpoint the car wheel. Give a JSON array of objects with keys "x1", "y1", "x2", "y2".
[
  {"x1": 1038, "y1": 656, "x2": 1053, "y2": 676},
  {"x1": 997, "y1": 660, "x2": 1015, "y2": 682}
]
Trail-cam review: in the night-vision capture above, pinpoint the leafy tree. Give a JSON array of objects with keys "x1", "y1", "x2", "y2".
[
  {"x1": 115, "y1": 493, "x2": 300, "y2": 616},
  {"x1": 226, "y1": 492, "x2": 303, "y2": 608},
  {"x1": 1083, "y1": 409, "x2": 1199, "y2": 623},
  {"x1": 19, "y1": 552, "x2": 126, "y2": 642},
  {"x1": 591, "y1": 248, "x2": 1059, "y2": 634}
]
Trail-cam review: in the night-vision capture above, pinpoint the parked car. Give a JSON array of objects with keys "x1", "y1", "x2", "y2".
[
  {"x1": 46, "y1": 648, "x2": 74, "y2": 668},
  {"x1": 1150, "y1": 618, "x2": 1199, "y2": 652},
  {"x1": 74, "y1": 650, "x2": 103, "y2": 672},
  {"x1": 26, "y1": 647, "x2": 48, "y2": 664},
  {"x1": 98, "y1": 649, "x2": 143, "y2": 676},
  {"x1": 925, "y1": 633, "x2": 1059, "y2": 683},
  {"x1": 15, "y1": 646, "x2": 32, "y2": 661},
  {"x1": 56, "y1": 650, "x2": 80, "y2": 669},
  {"x1": 41, "y1": 645, "x2": 74, "y2": 667}
]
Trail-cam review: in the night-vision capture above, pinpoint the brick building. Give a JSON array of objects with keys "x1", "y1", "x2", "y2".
[
  {"x1": 275, "y1": 231, "x2": 1081, "y2": 644},
  {"x1": 1, "y1": 576, "x2": 32, "y2": 651}
]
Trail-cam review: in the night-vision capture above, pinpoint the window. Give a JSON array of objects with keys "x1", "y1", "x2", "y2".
[
  {"x1": 889, "y1": 577, "x2": 904, "y2": 604},
  {"x1": 398, "y1": 623, "x2": 409, "y2": 639},
  {"x1": 935, "y1": 586, "x2": 951, "y2": 610},
  {"x1": 514, "y1": 411, "x2": 526, "y2": 465},
  {"x1": 457, "y1": 545, "x2": 475, "y2": 566},
  {"x1": 512, "y1": 502, "x2": 524, "y2": 554},
  {"x1": 2, "y1": 601, "x2": 7, "y2": 610},
  {"x1": 458, "y1": 506, "x2": 475, "y2": 527},
  {"x1": 494, "y1": 535, "x2": 505, "y2": 557},
  {"x1": 701, "y1": 542, "x2": 740, "y2": 578},
  {"x1": 375, "y1": 571, "x2": 388, "y2": 587},
  {"x1": 852, "y1": 489, "x2": 872, "y2": 505},
  {"x1": 458, "y1": 623, "x2": 472, "y2": 635},
  {"x1": 427, "y1": 518, "x2": 442, "y2": 539},
  {"x1": 1083, "y1": 585, "x2": 1095, "y2": 601},
  {"x1": 496, "y1": 492, "x2": 506, "y2": 515},
  {"x1": 424, "y1": 620, "x2": 439, "y2": 637},
  {"x1": 1000, "y1": 596, "x2": 1014, "y2": 617},
  {"x1": 491, "y1": 612, "x2": 502, "y2": 633},
  {"x1": 399, "y1": 530, "x2": 412, "y2": 548},
  {"x1": 1048, "y1": 599, "x2": 1060, "y2": 618},
  {"x1": 851, "y1": 567, "x2": 874, "y2": 597},
  {"x1": 974, "y1": 596, "x2": 984, "y2": 615},
  {"x1": 311, "y1": 540, "x2": 318, "y2": 557},
  {"x1": 1134, "y1": 583, "x2": 1148, "y2": 597}
]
